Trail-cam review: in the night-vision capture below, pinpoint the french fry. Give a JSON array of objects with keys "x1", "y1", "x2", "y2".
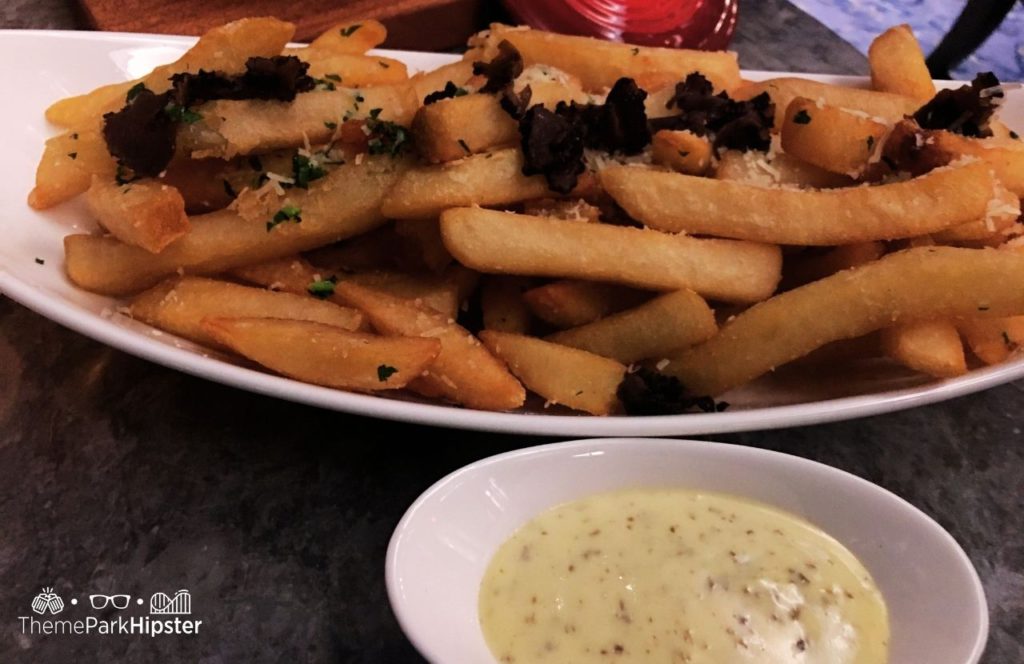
[
  {"x1": 300, "y1": 52, "x2": 409, "y2": 87},
  {"x1": 333, "y1": 282, "x2": 526, "y2": 411},
  {"x1": 440, "y1": 207, "x2": 782, "y2": 303},
  {"x1": 479, "y1": 331, "x2": 625, "y2": 415},
  {"x1": 782, "y1": 242, "x2": 886, "y2": 289},
  {"x1": 737, "y1": 77, "x2": 918, "y2": 126},
  {"x1": 546, "y1": 290, "x2": 717, "y2": 363},
  {"x1": 482, "y1": 276, "x2": 533, "y2": 334},
  {"x1": 714, "y1": 149, "x2": 855, "y2": 189},
  {"x1": 651, "y1": 130, "x2": 712, "y2": 175},
  {"x1": 29, "y1": 129, "x2": 116, "y2": 209},
  {"x1": 780, "y1": 97, "x2": 889, "y2": 176},
  {"x1": 601, "y1": 160, "x2": 996, "y2": 245},
  {"x1": 381, "y1": 148, "x2": 557, "y2": 219},
  {"x1": 348, "y1": 270, "x2": 465, "y2": 318},
  {"x1": 880, "y1": 320, "x2": 967, "y2": 377},
  {"x1": 663, "y1": 247, "x2": 1024, "y2": 395},
  {"x1": 413, "y1": 94, "x2": 519, "y2": 163},
  {"x1": 868, "y1": 25, "x2": 935, "y2": 101},
  {"x1": 86, "y1": 176, "x2": 189, "y2": 253},
  {"x1": 522, "y1": 280, "x2": 649, "y2": 328},
  {"x1": 64, "y1": 157, "x2": 405, "y2": 295},
  {"x1": 521, "y1": 198, "x2": 602, "y2": 222},
  {"x1": 130, "y1": 276, "x2": 364, "y2": 348},
  {"x1": 179, "y1": 85, "x2": 417, "y2": 158},
  {"x1": 932, "y1": 182, "x2": 1020, "y2": 243},
  {"x1": 202, "y1": 317, "x2": 439, "y2": 391},
  {"x1": 485, "y1": 25, "x2": 742, "y2": 93},
  {"x1": 409, "y1": 60, "x2": 476, "y2": 105},
  {"x1": 307, "y1": 20, "x2": 387, "y2": 55},
  {"x1": 45, "y1": 17, "x2": 295, "y2": 128},
  {"x1": 928, "y1": 131, "x2": 1024, "y2": 197},
  {"x1": 958, "y1": 316, "x2": 1024, "y2": 364}
]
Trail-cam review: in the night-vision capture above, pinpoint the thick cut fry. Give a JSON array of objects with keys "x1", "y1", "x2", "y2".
[
  {"x1": 523, "y1": 281, "x2": 649, "y2": 328},
  {"x1": 958, "y1": 316, "x2": 1024, "y2": 364},
  {"x1": 29, "y1": 129, "x2": 117, "y2": 209},
  {"x1": 179, "y1": 85, "x2": 417, "y2": 158},
  {"x1": 663, "y1": 247, "x2": 1024, "y2": 395},
  {"x1": 601, "y1": 161, "x2": 995, "y2": 245},
  {"x1": 929, "y1": 131, "x2": 1024, "y2": 197},
  {"x1": 881, "y1": 320, "x2": 967, "y2": 378},
  {"x1": 130, "y1": 276, "x2": 363, "y2": 348},
  {"x1": 546, "y1": 290, "x2": 717, "y2": 363},
  {"x1": 782, "y1": 242, "x2": 886, "y2": 289},
  {"x1": 381, "y1": 148, "x2": 555, "y2": 219},
  {"x1": 333, "y1": 282, "x2": 525, "y2": 411},
  {"x1": 932, "y1": 182, "x2": 1020, "y2": 242},
  {"x1": 202, "y1": 318, "x2": 439, "y2": 391},
  {"x1": 780, "y1": 97, "x2": 889, "y2": 176},
  {"x1": 86, "y1": 177, "x2": 189, "y2": 253},
  {"x1": 64, "y1": 158, "x2": 405, "y2": 295},
  {"x1": 714, "y1": 149, "x2": 855, "y2": 189},
  {"x1": 45, "y1": 17, "x2": 295, "y2": 127},
  {"x1": 482, "y1": 277, "x2": 533, "y2": 334},
  {"x1": 300, "y1": 52, "x2": 409, "y2": 87},
  {"x1": 479, "y1": 331, "x2": 625, "y2": 415},
  {"x1": 486, "y1": 26, "x2": 741, "y2": 93},
  {"x1": 413, "y1": 94, "x2": 519, "y2": 163},
  {"x1": 409, "y1": 60, "x2": 476, "y2": 104},
  {"x1": 442, "y1": 208, "x2": 782, "y2": 303},
  {"x1": 868, "y1": 25, "x2": 935, "y2": 101},
  {"x1": 651, "y1": 130, "x2": 712, "y2": 175},
  {"x1": 308, "y1": 20, "x2": 387, "y2": 55},
  {"x1": 737, "y1": 77, "x2": 918, "y2": 126}
]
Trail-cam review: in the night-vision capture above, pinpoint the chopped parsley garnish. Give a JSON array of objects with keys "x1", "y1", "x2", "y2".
[
  {"x1": 340, "y1": 24, "x2": 362, "y2": 37},
  {"x1": 1003, "y1": 331, "x2": 1013, "y2": 346},
  {"x1": 315, "y1": 78, "x2": 337, "y2": 91},
  {"x1": 291, "y1": 153, "x2": 327, "y2": 189},
  {"x1": 324, "y1": 73, "x2": 342, "y2": 82},
  {"x1": 70, "y1": 132, "x2": 79, "y2": 140},
  {"x1": 378, "y1": 61, "x2": 390, "y2": 69},
  {"x1": 377, "y1": 364, "x2": 398, "y2": 382},
  {"x1": 631, "y1": 47, "x2": 640, "y2": 55},
  {"x1": 793, "y1": 109, "x2": 812, "y2": 124},
  {"x1": 266, "y1": 204, "x2": 302, "y2": 231},
  {"x1": 324, "y1": 120, "x2": 338, "y2": 130},
  {"x1": 67, "y1": 152, "x2": 77, "y2": 160},
  {"x1": 866, "y1": 135, "x2": 875, "y2": 151},
  {"x1": 125, "y1": 82, "x2": 147, "y2": 103},
  {"x1": 978, "y1": 305, "x2": 990, "y2": 311},
  {"x1": 34, "y1": 257, "x2": 44, "y2": 265},
  {"x1": 457, "y1": 138, "x2": 471, "y2": 154},
  {"x1": 164, "y1": 104, "x2": 202, "y2": 124},
  {"x1": 307, "y1": 276, "x2": 337, "y2": 298},
  {"x1": 423, "y1": 81, "x2": 469, "y2": 105},
  {"x1": 354, "y1": 92, "x2": 365, "y2": 103},
  {"x1": 365, "y1": 109, "x2": 410, "y2": 156}
]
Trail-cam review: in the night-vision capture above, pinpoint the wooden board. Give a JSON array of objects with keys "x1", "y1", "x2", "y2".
[{"x1": 78, "y1": 0, "x2": 488, "y2": 52}]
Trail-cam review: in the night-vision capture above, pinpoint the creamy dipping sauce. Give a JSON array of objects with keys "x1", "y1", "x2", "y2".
[{"x1": 479, "y1": 488, "x2": 889, "y2": 663}]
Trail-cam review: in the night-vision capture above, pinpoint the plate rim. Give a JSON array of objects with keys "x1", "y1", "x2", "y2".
[{"x1": 4, "y1": 28, "x2": 1023, "y2": 436}]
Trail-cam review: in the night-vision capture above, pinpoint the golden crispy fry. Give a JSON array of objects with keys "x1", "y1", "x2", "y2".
[
  {"x1": 483, "y1": 25, "x2": 741, "y2": 93},
  {"x1": 868, "y1": 25, "x2": 936, "y2": 101},
  {"x1": 780, "y1": 97, "x2": 889, "y2": 176},
  {"x1": 130, "y1": 276, "x2": 364, "y2": 347},
  {"x1": 393, "y1": 220, "x2": 453, "y2": 272},
  {"x1": 482, "y1": 276, "x2": 533, "y2": 334},
  {"x1": 45, "y1": 17, "x2": 295, "y2": 128},
  {"x1": 522, "y1": 280, "x2": 649, "y2": 328},
  {"x1": 307, "y1": 20, "x2": 387, "y2": 55},
  {"x1": 714, "y1": 149, "x2": 855, "y2": 189},
  {"x1": 179, "y1": 85, "x2": 417, "y2": 159},
  {"x1": 479, "y1": 330, "x2": 625, "y2": 415},
  {"x1": 782, "y1": 242, "x2": 886, "y2": 289},
  {"x1": 29, "y1": 129, "x2": 117, "y2": 209},
  {"x1": 958, "y1": 316, "x2": 1024, "y2": 364},
  {"x1": 333, "y1": 282, "x2": 526, "y2": 411},
  {"x1": 737, "y1": 77, "x2": 918, "y2": 126},
  {"x1": 300, "y1": 52, "x2": 409, "y2": 87},
  {"x1": 441, "y1": 207, "x2": 782, "y2": 303},
  {"x1": 64, "y1": 158, "x2": 405, "y2": 295},
  {"x1": 381, "y1": 148, "x2": 557, "y2": 219},
  {"x1": 881, "y1": 320, "x2": 967, "y2": 377},
  {"x1": 409, "y1": 60, "x2": 476, "y2": 105},
  {"x1": 413, "y1": 94, "x2": 518, "y2": 163},
  {"x1": 651, "y1": 130, "x2": 712, "y2": 176},
  {"x1": 348, "y1": 270, "x2": 465, "y2": 318},
  {"x1": 663, "y1": 247, "x2": 1024, "y2": 395},
  {"x1": 546, "y1": 290, "x2": 717, "y2": 363},
  {"x1": 521, "y1": 198, "x2": 602, "y2": 222},
  {"x1": 928, "y1": 131, "x2": 1024, "y2": 197},
  {"x1": 203, "y1": 317, "x2": 439, "y2": 390},
  {"x1": 86, "y1": 176, "x2": 189, "y2": 254},
  {"x1": 932, "y1": 182, "x2": 1020, "y2": 242},
  {"x1": 601, "y1": 161, "x2": 995, "y2": 245}
]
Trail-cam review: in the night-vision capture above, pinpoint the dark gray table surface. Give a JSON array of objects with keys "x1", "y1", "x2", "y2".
[{"x1": 1, "y1": 1, "x2": 1021, "y2": 662}]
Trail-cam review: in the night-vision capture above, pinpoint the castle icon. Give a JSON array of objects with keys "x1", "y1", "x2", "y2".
[{"x1": 149, "y1": 589, "x2": 191, "y2": 615}]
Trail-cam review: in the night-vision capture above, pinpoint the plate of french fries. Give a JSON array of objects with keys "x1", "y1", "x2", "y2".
[{"x1": 3, "y1": 18, "x2": 1023, "y2": 435}]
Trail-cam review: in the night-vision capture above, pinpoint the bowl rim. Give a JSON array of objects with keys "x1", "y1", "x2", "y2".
[{"x1": 385, "y1": 437, "x2": 989, "y2": 664}]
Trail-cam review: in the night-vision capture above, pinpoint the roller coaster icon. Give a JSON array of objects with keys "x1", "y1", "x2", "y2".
[{"x1": 149, "y1": 589, "x2": 191, "y2": 615}]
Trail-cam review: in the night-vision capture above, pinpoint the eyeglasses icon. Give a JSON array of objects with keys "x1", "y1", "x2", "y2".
[{"x1": 89, "y1": 594, "x2": 130, "y2": 610}]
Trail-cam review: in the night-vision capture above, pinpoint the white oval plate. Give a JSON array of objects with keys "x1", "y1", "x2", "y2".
[
  {"x1": 1, "y1": 30, "x2": 1022, "y2": 435},
  {"x1": 386, "y1": 438, "x2": 988, "y2": 663}
]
